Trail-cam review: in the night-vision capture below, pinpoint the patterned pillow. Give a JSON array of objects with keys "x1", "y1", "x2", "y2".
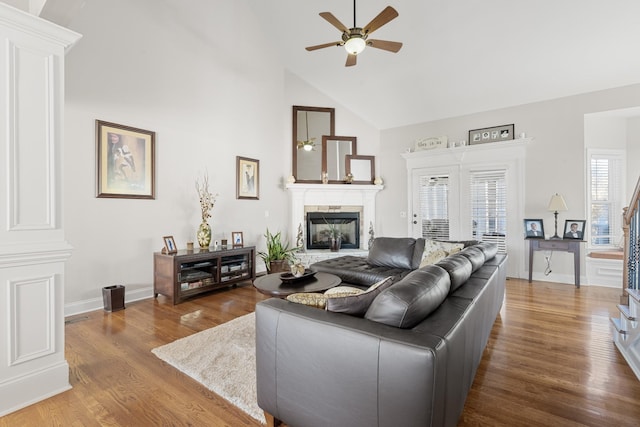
[
  {"x1": 326, "y1": 277, "x2": 395, "y2": 316},
  {"x1": 324, "y1": 286, "x2": 364, "y2": 297},
  {"x1": 286, "y1": 292, "x2": 328, "y2": 308},
  {"x1": 422, "y1": 239, "x2": 465, "y2": 265},
  {"x1": 419, "y1": 248, "x2": 447, "y2": 268}
]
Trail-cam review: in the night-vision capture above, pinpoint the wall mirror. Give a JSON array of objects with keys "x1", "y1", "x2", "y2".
[
  {"x1": 292, "y1": 106, "x2": 335, "y2": 183},
  {"x1": 322, "y1": 136, "x2": 357, "y2": 183},
  {"x1": 346, "y1": 155, "x2": 375, "y2": 184}
]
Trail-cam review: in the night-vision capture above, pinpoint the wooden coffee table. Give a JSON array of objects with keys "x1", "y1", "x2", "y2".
[{"x1": 253, "y1": 271, "x2": 341, "y2": 298}]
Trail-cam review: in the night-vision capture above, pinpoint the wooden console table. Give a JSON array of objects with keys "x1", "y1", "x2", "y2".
[{"x1": 528, "y1": 239, "x2": 585, "y2": 288}]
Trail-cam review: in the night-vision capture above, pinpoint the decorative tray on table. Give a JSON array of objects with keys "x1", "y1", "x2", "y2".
[{"x1": 280, "y1": 269, "x2": 317, "y2": 283}]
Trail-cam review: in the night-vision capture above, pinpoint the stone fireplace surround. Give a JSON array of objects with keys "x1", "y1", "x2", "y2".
[{"x1": 286, "y1": 183, "x2": 384, "y2": 259}]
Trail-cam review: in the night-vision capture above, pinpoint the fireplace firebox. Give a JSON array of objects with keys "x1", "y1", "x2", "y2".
[{"x1": 307, "y1": 212, "x2": 360, "y2": 250}]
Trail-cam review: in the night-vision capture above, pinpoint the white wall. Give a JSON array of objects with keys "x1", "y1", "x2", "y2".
[
  {"x1": 377, "y1": 84, "x2": 640, "y2": 282},
  {"x1": 62, "y1": 0, "x2": 288, "y2": 311}
]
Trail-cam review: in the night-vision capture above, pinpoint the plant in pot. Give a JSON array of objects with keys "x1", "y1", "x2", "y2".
[
  {"x1": 258, "y1": 228, "x2": 298, "y2": 274},
  {"x1": 324, "y1": 218, "x2": 343, "y2": 252}
]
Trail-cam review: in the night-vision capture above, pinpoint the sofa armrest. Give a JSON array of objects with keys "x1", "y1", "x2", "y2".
[{"x1": 255, "y1": 299, "x2": 446, "y2": 427}]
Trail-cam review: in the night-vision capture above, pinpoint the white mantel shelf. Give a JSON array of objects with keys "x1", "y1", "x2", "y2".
[{"x1": 286, "y1": 183, "x2": 384, "y2": 250}]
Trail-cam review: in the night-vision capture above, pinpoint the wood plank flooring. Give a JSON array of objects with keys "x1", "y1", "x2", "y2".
[{"x1": 2, "y1": 278, "x2": 640, "y2": 426}]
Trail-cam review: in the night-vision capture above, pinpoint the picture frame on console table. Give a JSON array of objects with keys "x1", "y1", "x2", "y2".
[
  {"x1": 524, "y1": 218, "x2": 545, "y2": 239},
  {"x1": 563, "y1": 219, "x2": 585, "y2": 240},
  {"x1": 232, "y1": 231, "x2": 244, "y2": 248},
  {"x1": 96, "y1": 120, "x2": 155, "y2": 199},
  {"x1": 236, "y1": 156, "x2": 259, "y2": 200},
  {"x1": 162, "y1": 235, "x2": 178, "y2": 254},
  {"x1": 469, "y1": 124, "x2": 514, "y2": 145}
]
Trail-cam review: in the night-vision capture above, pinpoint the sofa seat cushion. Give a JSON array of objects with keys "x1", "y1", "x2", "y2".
[
  {"x1": 311, "y1": 255, "x2": 412, "y2": 287},
  {"x1": 365, "y1": 265, "x2": 451, "y2": 328},
  {"x1": 367, "y1": 237, "x2": 425, "y2": 270},
  {"x1": 326, "y1": 276, "x2": 395, "y2": 316},
  {"x1": 435, "y1": 254, "x2": 473, "y2": 294}
]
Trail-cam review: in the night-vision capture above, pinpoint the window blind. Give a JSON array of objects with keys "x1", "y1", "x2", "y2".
[
  {"x1": 470, "y1": 170, "x2": 507, "y2": 253},
  {"x1": 589, "y1": 153, "x2": 623, "y2": 247},
  {"x1": 419, "y1": 175, "x2": 449, "y2": 240}
]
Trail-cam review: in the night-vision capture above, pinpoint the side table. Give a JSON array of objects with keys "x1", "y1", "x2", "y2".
[{"x1": 528, "y1": 239, "x2": 585, "y2": 288}]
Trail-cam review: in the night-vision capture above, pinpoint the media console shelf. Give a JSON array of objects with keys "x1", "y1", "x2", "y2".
[{"x1": 154, "y1": 246, "x2": 255, "y2": 304}]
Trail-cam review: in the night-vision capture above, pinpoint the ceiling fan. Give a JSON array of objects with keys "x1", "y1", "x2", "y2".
[{"x1": 305, "y1": 1, "x2": 402, "y2": 67}]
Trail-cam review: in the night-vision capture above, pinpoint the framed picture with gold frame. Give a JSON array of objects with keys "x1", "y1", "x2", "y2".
[{"x1": 96, "y1": 120, "x2": 155, "y2": 199}]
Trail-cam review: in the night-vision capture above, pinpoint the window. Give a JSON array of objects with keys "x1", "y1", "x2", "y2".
[
  {"x1": 419, "y1": 175, "x2": 449, "y2": 240},
  {"x1": 470, "y1": 170, "x2": 507, "y2": 253},
  {"x1": 588, "y1": 150, "x2": 624, "y2": 248}
]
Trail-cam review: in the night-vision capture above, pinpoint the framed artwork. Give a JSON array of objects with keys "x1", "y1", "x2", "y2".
[
  {"x1": 163, "y1": 235, "x2": 177, "y2": 254},
  {"x1": 236, "y1": 156, "x2": 259, "y2": 200},
  {"x1": 524, "y1": 219, "x2": 545, "y2": 239},
  {"x1": 469, "y1": 124, "x2": 514, "y2": 145},
  {"x1": 345, "y1": 155, "x2": 375, "y2": 184},
  {"x1": 232, "y1": 231, "x2": 244, "y2": 248},
  {"x1": 96, "y1": 120, "x2": 155, "y2": 199},
  {"x1": 563, "y1": 220, "x2": 586, "y2": 240}
]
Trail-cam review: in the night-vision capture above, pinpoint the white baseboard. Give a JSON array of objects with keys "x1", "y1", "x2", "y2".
[{"x1": 64, "y1": 286, "x2": 154, "y2": 317}]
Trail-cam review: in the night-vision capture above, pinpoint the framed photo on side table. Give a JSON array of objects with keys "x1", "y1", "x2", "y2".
[
  {"x1": 232, "y1": 231, "x2": 244, "y2": 248},
  {"x1": 236, "y1": 156, "x2": 259, "y2": 200},
  {"x1": 524, "y1": 219, "x2": 545, "y2": 239},
  {"x1": 469, "y1": 124, "x2": 514, "y2": 145},
  {"x1": 563, "y1": 220, "x2": 585, "y2": 240},
  {"x1": 163, "y1": 236, "x2": 178, "y2": 254},
  {"x1": 96, "y1": 120, "x2": 155, "y2": 199}
]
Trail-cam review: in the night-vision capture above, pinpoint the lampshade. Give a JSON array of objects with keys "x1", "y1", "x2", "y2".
[
  {"x1": 548, "y1": 193, "x2": 568, "y2": 212},
  {"x1": 344, "y1": 37, "x2": 366, "y2": 55}
]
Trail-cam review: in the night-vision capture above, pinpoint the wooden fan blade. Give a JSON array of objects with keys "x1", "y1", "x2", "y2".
[
  {"x1": 306, "y1": 41, "x2": 341, "y2": 51},
  {"x1": 319, "y1": 12, "x2": 348, "y2": 33},
  {"x1": 345, "y1": 54, "x2": 357, "y2": 67},
  {"x1": 363, "y1": 6, "x2": 399, "y2": 35},
  {"x1": 368, "y1": 39, "x2": 403, "y2": 53}
]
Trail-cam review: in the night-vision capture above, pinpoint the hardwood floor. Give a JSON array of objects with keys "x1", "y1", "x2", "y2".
[{"x1": 2, "y1": 279, "x2": 640, "y2": 426}]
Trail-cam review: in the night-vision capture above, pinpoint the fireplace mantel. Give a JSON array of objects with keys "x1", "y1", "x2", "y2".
[{"x1": 286, "y1": 183, "x2": 383, "y2": 250}]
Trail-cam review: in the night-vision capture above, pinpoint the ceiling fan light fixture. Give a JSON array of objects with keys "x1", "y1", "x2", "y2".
[{"x1": 344, "y1": 36, "x2": 366, "y2": 55}]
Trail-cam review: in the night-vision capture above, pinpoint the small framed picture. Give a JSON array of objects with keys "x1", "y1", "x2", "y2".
[
  {"x1": 563, "y1": 220, "x2": 586, "y2": 240},
  {"x1": 163, "y1": 235, "x2": 178, "y2": 254},
  {"x1": 524, "y1": 219, "x2": 544, "y2": 239},
  {"x1": 232, "y1": 231, "x2": 244, "y2": 248},
  {"x1": 469, "y1": 124, "x2": 514, "y2": 145},
  {"x1": 236, "y1": 156, "x2": 259, "y2": 200}
]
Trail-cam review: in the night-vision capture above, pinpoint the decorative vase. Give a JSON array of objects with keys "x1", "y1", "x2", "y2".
[
  {"x1": 330, "y1": 236, "x2": 342, "y2": 252},
  {"x1": 197, "y1": 221, "x2": 212, "y2": 248}
]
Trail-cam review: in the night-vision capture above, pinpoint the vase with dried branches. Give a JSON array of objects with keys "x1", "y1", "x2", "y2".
[{"x1": 195, "y1": 173, "x2": 218, "y2": 248}]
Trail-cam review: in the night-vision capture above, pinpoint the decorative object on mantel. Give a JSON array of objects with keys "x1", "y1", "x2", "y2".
[
  {"x1": 287, "y1": 174, "x2": 296, "y2": 184},
  {"x1": 296, "y1": 223, "x2": 304, "y2": 250},
  {"x1": 374, "y1": 176, "x2": 383, "y2": 185},
  {"x1": 548, "y1": 193, "x2": 568, "y2": 239},
  {"x1": 322, "y1": 171, "x2": 328, "y2": 184},
  {"x1": 345, "y1": 172, "x2": 354, "y2": 184},
  {"x1": 468, "y1": 124, "x2": 514, "y2": 145},
  {"x1": 258, "y1": 228, "x2": 298, "y2": 273},
  {"x1": 196, "y1": 172, "x2": 218, "y2": 248},
  {"x1": 368, "y1": 221, "x2": 375, "y2": 249},
  {"x1": 414, "y1": 136, "x2": 448, "y2": 151}
]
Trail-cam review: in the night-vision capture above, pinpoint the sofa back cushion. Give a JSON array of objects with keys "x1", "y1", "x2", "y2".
[
  {"x1": 367, "y1": 237, "x2": 425, "y2": 270},
  {"x1": 458, "y1": 246, "x2": 486, "y2": 272},
  {"x1": 474, "y1": 241, "x2": 498, "y2": 260},
  {"x1": 364, "y1": 265, "x2": 450, "y2": 328},
  {"x1": 435, "y1": 253, "x2": 473, "y2": 294}
]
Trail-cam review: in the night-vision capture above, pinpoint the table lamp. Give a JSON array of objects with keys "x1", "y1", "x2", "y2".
[{"x1": 548, "y1": 193, "x2": 568, "y2": 239}]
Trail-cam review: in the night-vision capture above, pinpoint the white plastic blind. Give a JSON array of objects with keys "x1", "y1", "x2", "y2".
[
  {"x1": 470, "y1": 170, "x2": 507, "y2": 253},
  {"x1": 589, "y1": 153, "x2": 624, "y2": 247},
  {"x1": 419, "y1": 175, "x2": 449, "y2": 240}
]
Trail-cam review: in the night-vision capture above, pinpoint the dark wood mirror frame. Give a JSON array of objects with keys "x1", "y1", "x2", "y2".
[
  {"x1": 346, "y1": 155, "x2": 375, "y2": 184},
  {"x1": 292, "y1": 106, "x2": 335, "y2": 183},
  {"x1": 322, "y1": 135, "x2": 357, "y2": 183}
]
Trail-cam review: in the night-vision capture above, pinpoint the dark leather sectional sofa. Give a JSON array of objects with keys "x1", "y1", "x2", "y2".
[{"x1": 255, "y1": 237, "x2": 507, "y2": 427}]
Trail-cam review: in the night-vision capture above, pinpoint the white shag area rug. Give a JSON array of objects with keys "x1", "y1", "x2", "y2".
[{"x1": 151, "y1": 312, "x2": 265, "y2": 424}]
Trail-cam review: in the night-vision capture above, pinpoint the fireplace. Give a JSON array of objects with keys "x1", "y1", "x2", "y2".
[{"x1": 307, "y1": 212, "x2": 360, "y2": 250}]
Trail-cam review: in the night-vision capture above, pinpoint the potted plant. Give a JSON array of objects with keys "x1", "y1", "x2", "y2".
[
  {"x1": 258, "y1": 228, "x2": 298, "y2": 273},
  {"x1": 324, "y1": 218, "x2": 342, "y2": 252}
]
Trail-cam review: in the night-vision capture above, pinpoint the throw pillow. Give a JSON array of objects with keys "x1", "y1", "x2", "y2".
[
  {"x1": 326, "y1": 277, "x2": 395, "y2": 317},
  {"x1": 419, "y1": 248, "x2": 447, "y2": 268},
  {"x1": 421, "y1": 239, "x2": 465, "y2": 265},
  {"x1": 324, "y1": 286, "x2": 364, "y2": 297},
  {"x1": 286, "y1": 292, "x2": 328, "y2": 309}
]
